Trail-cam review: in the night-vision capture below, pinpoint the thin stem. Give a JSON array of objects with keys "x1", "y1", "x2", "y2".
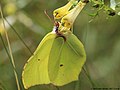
[
  {"x1": 83, "y1": 66, "x2": 95, "y2": 87},
  {"x1": 0, "y1": 33, "x2": 24, "y2": 90},
  {"x1": 82, "y1": 16, "x2": 96, "y2": 88},
  {"x1": 0, "y1": 5, "x2": 21, "y2": 90},
  {"x1": 73, "y1": 1, "x2": 90, "y2": 89},
  {"x1": 4, "y1": 18, "x2": 33, "y2": 55},
  {"x1": 0, "y1": 34, "x2": 11, "y2": 62}
]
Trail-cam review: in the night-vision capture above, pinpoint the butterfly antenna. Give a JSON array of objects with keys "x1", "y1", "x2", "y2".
[{"x1": 44, "y1": 10, "x2": 55, "y2": 24}]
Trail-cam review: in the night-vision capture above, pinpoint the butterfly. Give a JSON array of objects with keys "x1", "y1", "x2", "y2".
[{"x1": 22, "y1": 21, "x2": 86, "y2": 89}]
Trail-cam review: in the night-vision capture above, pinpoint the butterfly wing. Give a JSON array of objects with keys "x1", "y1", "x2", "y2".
[
  {"x1": 22, "y1": 32, "x2": 56, "y2": 89},
  {"x1": 48, "y1": 33, "x2": 86, "y2": 86}
]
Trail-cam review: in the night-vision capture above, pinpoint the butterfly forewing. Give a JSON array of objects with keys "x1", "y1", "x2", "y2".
[{"x1": 22, "y1": 32, "x2": 56, "y2": 89}]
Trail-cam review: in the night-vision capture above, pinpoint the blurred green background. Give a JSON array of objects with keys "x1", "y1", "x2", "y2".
[{"x1": 0, "y1": 0, "x2": 120, "y2": 90}]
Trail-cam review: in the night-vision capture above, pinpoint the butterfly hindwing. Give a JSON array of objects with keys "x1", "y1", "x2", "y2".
[{"x1": 48, "y1": 33, "x2": 86, "y2": 86}]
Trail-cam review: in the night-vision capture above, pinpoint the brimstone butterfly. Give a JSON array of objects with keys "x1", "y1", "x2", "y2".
[{"x1": 22, "y1": 22, "x2": 86, "y2": 89}]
